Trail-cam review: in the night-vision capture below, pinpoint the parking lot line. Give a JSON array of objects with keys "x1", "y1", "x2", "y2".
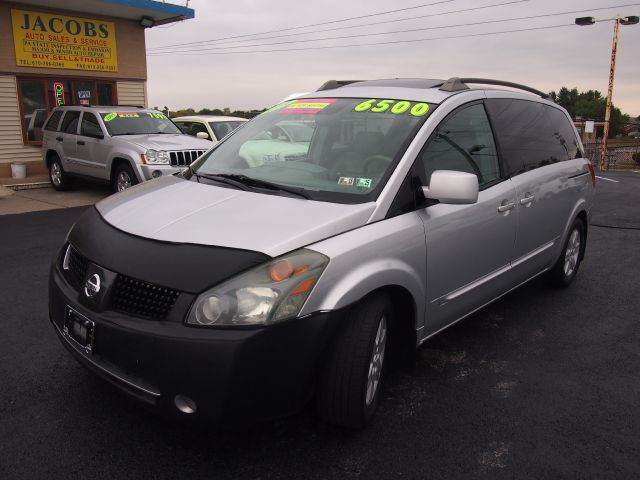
[{"x1": 595, "y1": 176, "x2": 619, "y2": 183}]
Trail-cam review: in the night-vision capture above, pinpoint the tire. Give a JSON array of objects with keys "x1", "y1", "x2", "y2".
[
  {"x1": 112, "y1": 163, "x2": 139, "y2": 192},
  {"x1": 48, "y1": 155, "x2": 71, "y2": 191},
  {"x1": 317, "y1": 293, "x2": 392, "y2": 428},
  {"x1": 547, "y1": 218, "x2": 585, "y2": 287}
]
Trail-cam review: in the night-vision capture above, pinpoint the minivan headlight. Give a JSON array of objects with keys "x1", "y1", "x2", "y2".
[
  {"x1": 143, "y1": 149, "x2": 170, "y2": 164},
  {"x1": 186, "y1": 249, "x2": 328, "y2": 327}
]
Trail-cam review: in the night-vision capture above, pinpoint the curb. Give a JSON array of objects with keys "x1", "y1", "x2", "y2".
[{"x1": 2, "y1": 182, "x2": 51, "y2": 191}]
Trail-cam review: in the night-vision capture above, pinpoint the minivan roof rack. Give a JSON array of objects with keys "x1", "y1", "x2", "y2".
[
  {"x1": 316, "y1": 80, "x2": 363, "y2": 91},
  {"x1": 437, "y1": 77, "x2": 550, "y2": 99}
]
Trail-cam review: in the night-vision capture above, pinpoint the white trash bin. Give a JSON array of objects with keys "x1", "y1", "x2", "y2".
[{"x1": 11, "y1": 162, "x2": 26, "y2": 179}]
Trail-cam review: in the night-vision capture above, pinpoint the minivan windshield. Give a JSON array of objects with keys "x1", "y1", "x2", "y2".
[
  {"x1": 100, "y1": 111, "x2": 182, "y2": 136},
  {"x1": 189, "y1": 98, "x2": 435, "y2": 203}
]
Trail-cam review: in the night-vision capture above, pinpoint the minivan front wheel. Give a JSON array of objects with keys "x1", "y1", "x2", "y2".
[
  {"x1": 113, "y1": 163, "x2": 139, "y2": 192},
  {"x1": 317, "y1": 294, "x2": 391, "y2": 428},
  {"x1": 48, "y1": 156, "x2": 71, "y2": 191},
  {"x1": 547, "y1": 218, "x2": 585, "y2": 287}
]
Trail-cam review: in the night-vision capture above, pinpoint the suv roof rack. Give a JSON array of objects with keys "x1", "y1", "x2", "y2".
[
  {"x1": 437, "y1": 77, "x2": 550, "y2": 99},
  {"x1": 316, "y1": 80, "x2": 363, "y2": 91},
  {"x1": 83, "y1": 104, "x2": 146, "y2": 109}
]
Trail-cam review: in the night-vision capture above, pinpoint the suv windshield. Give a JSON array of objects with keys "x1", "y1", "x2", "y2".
[
  {"x1": 190, "y1": 98, "x2": 435, "y2": 203},
  {"x1": 209, "y1": 121, "x2": 245, "y2": 139},
  {"x1": 100, "y1": 111, "x2": 182, "y2": 136}
]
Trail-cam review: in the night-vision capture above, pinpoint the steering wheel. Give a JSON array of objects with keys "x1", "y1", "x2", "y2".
[{"x1": 362, "y1": 155, "x2": 393, "y2": 176}]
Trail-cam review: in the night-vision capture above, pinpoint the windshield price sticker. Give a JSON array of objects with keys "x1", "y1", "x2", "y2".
[
  {"x1": 354, "y1": 99, "x2": 430, "y2": 117},
  {"x1": 102, "y1": 112, "x2": 117, "y2": 122},
  {"x1": 281, "y1": 98, "x2": 337, "y2": 115},
  {"x1": 148, "y1": 112, "x2": 166, "y2": 119},
  {"x1": 117, "y1": 112, "x2": 140, "y2": 118}
]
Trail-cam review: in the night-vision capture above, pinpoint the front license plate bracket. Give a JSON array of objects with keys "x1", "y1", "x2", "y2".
[{"x1": 63, "y1": 306, "x2": 95, "y2": 354}]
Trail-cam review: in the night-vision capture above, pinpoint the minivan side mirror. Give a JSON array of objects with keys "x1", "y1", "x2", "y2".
[
  {"x1": 421, "y1": 170, "x2": 479, "y2": 205},
  {"x1": 196, "y1": 131, "x2": 210, "y2": 139}
]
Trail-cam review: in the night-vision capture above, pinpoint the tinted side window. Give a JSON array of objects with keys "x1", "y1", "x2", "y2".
[
  {"x1": 417, "y1": 103, "x2": 500, "y2": 187},
  {"x1": 485, "y1": 99, "x2": 579, "y2": 176},
  {"x1": 80, "y1": 113, "x2": 103, "y2": 137},
  {"x1": 544, "y1": 105, "x2": 581, "y2": 161},
  {"x1": 60, "y1": 111, "x2": 80, "y2": 134},
  {"x1": 44, "y1": 110, "x2": 63, "y2": 131}
]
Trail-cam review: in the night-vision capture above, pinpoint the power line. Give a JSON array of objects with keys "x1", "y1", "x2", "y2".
[
  {"x1": 148, "y1": 4, "x2": 640, "y2": 55},
  {"x1": 148, "y1": 0, "x2": 526, "y2": 50},
  {"x1": 147, "y1": 0, "x2": 456, "y2": 50},
  {"x1": 147, "y1": 22, "x2": 576, "y2": 57}
]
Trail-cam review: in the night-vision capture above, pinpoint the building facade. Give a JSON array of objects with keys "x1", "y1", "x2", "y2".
[{"x1": 0, "y1": 0, "x2": 194, "y2": 177}]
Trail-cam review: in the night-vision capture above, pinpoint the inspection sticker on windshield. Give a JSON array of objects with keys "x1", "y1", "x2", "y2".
[
  {"x1": 338, "y1": 176, "x2": 354, "y2": 186},
  {"x1": 281, "y1": 98, "x2": 336, "y2": 115},
  {"x1": 356, "y1": 177, "x2": 372, "y2": 188}
]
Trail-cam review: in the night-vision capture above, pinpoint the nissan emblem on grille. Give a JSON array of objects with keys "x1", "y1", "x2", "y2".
[{"x1": 84, "y1": 273, "x2": 101, "y2": 298}]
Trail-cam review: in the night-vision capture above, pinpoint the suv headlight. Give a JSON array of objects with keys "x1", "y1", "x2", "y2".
[
  {"x1": 143, "y1": 149, "x2": 170, "y2": 164},
  {"x1": 186, "y1": 249, "x2": 328, "y2": 327}
]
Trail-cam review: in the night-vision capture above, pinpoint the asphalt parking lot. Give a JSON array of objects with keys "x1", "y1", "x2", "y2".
[{"x1": 1, "y1": 171, "x2": 639, "y2": 479}]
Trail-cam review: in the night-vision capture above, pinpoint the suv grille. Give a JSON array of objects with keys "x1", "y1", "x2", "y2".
[
  {"x1": 62, "y1": 245, "x2": 180, "y2": 320},
  {"x1": 169, "y1": 150, "x2": 206, "y2": 166}
]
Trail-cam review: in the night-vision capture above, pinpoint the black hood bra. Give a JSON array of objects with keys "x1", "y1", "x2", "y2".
[{"x1": 68, "y1": 207, "x2": 271, "y2": 294}]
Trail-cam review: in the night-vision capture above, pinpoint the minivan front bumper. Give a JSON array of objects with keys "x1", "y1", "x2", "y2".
[{"x1": 49, "y1": 263, "x2": 341, "y2": 427}]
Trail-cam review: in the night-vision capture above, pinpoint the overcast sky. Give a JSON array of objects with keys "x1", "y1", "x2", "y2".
[{"x1": 145, "y1": 0, "x2": 640, "y2": 116}]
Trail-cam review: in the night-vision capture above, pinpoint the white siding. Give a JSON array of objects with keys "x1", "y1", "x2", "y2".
[
  {"x1": 0, "y1": 75, "x2": 41, "y2": 164},
  {"x1": 116, "y1": 81, "x2": 147, "y2": 107}
]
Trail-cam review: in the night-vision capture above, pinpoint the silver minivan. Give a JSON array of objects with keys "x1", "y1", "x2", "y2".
[{"x1": 50, "y1": 78, "x2": 595, "y2": 428}]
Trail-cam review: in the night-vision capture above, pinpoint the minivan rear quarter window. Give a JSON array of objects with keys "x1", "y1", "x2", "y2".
[{"x1": 485, "y1": 99, "x2": 581, "y2": 176}]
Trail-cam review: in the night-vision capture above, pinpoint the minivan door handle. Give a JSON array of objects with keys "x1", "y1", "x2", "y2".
[
  {"x1": 497, "y1": 201, "x2": 516, "y2": 213},
  {"x1": 56, "y1": 136, "x2": 63, "y2": 142},
  {"x1": 77, "y1": 140, "x2": 85, "y2": 146},
  {"x1": 520, "y1": 194, "x2": 535, "y2": 206}
]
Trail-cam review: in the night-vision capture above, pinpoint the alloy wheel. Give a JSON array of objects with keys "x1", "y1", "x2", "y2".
[
  {"x1": 50, "y1": 162, "x2": 62, "y2": 186},
  {"x1": 563, "y1": 228, "x2": 581, "y2": 277},
  {"x1": 365, "y1": 315, "x2": 387, "y2": 406},
  {"x1": 116, "y1": 171, "x2": 132, "y2": 191}
]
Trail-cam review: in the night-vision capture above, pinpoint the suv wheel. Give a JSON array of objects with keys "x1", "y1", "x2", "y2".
[
  {"x1": 317, "y1": 293, "x2": 391, "y2": 428},
  {"x1": 113, "y1": 163, "x2": 139, "y2": 192},
  {"x1": 48, "y1": 155, "x2": 71, "y2": 191},
  {"x1": 547, "y1": 218, "x2": 585, "y2": 287}
]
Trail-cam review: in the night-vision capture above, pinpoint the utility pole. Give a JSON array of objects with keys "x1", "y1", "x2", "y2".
[
  {"x1": 575, "y1": 15, "x2": 638, "y2": 171},
  {"x1": 600, "y1": 18, "x2": 620, "y2": 172}
]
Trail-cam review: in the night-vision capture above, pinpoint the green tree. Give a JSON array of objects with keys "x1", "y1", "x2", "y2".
[{"x1": 549, "y1": 87, "x2": 630, "y2": 137}]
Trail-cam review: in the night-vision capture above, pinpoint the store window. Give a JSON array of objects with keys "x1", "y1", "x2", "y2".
[
  {"x1": 17, "y1": 77, "x2": 116, "y2": 145},
  {"x1": 19, "y1": 79, "x2": 47, "y2": 142}
]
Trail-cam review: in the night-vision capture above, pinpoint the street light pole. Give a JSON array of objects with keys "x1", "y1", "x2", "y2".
[
  {"x1": 575, "y1": 15, "x2": 638, "y2": 171},
  {"x1": 599, "y1": 18, "x2": 620, "y2": 172}
]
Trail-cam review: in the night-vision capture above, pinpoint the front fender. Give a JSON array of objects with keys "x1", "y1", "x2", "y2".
[
  {"x1": 299, "y1": 213, "x2": 427, "y2": 330},
  {"x1": 107, "y1": 152, "x2": 141, "y2": 181}
]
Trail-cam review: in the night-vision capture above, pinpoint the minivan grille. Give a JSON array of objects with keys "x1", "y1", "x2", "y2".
[
  {"x1": 111, "y1": 275, "x2": 179, "y2": 320},
  {"x1": 61, "y1": 246, "x2": 180, "y2": 320},
  {"x1": 169, "y1": 150, "x2": 206, "y2": 166},
  {"x1": 64, "y1": 246, "x2": 89, "y2": 291}
]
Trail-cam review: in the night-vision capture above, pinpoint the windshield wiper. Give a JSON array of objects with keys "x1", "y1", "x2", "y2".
[
  {"x1": 192, "y1": 173, "x2": 250, "y2": 191},
  {"x1": 208, "y1": 173, "x2": 310, "y2": 199}
]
